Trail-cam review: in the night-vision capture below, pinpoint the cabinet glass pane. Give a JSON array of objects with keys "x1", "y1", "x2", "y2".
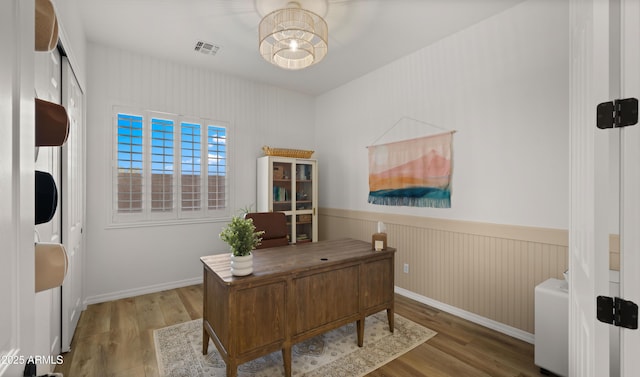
[
  {"x1": 285, "y1": 214, "x2": 293, "y2": 243},
  {"x1": 295, "y1": 163, "x2": 313, "y2": 210},
  {"x1": 272, "y1": 162, "x2": 292, "y2": 212},
  {"x1": 296, "y1": 214, "x2": 312, "y2": 243}
]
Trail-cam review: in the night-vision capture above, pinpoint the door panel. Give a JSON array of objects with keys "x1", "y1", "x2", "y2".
[
  {"x1": 61, "y1": 57, "x2": 85, "y2": 353},
  {"x1": 34, "y1": 45, "x2": 63, "y2": 362},
  {"x1": 568, "y1": 1, "x2": 611, "y2": 375},
  {"x1": 620, "y1": 0, "x2": 640, "y2": 374},
  {"x1": 0, "y1": 1, "x2": 36, "y2": 375}
]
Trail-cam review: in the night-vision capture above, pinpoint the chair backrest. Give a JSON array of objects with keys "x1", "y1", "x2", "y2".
[{"x1": 245, "y1": 212, "x2": 289, "y2": 249}]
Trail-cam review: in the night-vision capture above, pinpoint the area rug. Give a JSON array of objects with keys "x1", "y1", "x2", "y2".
[{"x1": 154, "y1": 312, "x2": 436, "y2": 377}]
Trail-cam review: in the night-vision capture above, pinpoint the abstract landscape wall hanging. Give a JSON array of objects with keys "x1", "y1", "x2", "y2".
[{"x1": 368, "y1": 131, "x2": 453, "y2": 208}]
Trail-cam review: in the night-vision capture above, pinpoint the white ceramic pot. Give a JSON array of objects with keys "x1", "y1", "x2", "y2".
[{"x1": 230, "y1": 253, "x2": 253, "y2": 276}]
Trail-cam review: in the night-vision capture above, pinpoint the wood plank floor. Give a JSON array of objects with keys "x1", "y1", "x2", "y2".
[{"x1": 55, "y1": 285, "x2": 547, "y2": 377}]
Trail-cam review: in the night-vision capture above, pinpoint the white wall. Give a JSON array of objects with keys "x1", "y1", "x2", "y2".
[
  {"x1": 85, "y1": 44, "x2": 315, "y2": 302},
  {"x1": 315, "y1": 0, "x2": 569, "y2": 230},
  {"x1": 52, "y1": 0, "x2": 87, "y2": 88}
]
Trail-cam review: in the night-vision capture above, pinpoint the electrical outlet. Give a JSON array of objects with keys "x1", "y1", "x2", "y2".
[{"x1": 403, "y1": 263, "x2": 409, "y2": 274}]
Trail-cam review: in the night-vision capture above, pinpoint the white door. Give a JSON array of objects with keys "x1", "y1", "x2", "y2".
[
  {"x1": 620, "y1": 0, "x2": 640, "y2": 374},
  {"x1": 568, "y1": 0, "x2": 611, "y2": 376},
  {"x1": 61, "y1": 57, "x2": 85, "y2": 353},
  {"x1": 34, "y1": 42, "x2": 63, "y2": 361}
]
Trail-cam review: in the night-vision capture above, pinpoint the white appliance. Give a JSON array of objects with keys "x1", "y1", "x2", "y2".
[
  {"x1": 534, "y1": 272, "x2": 621, "y2": 377},
  {"x1": 535, "y1": 278, "x2": 569, "y2": 376}
]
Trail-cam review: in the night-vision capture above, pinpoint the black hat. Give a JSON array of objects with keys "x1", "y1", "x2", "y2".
[{"x1": 35, "y1": 170, "x2": 58, "y2": 225}]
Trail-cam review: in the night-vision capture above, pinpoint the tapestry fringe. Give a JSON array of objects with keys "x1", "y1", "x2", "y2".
[{"x1": 368, "y1": 195, "x2": 451, "y2": 208}]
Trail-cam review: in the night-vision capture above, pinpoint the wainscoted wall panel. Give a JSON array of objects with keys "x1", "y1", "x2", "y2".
[{"x1": 319, "y1": 208, "x2": 568, "y2": 334}]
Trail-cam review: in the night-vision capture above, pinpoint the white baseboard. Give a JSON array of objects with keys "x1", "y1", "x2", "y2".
[
  {"x1": 84, "y1": 276, "x2": 202, "y2": 306},
  {"x1": 395, "y1": 286, "x2": 535, "y2": 344}
]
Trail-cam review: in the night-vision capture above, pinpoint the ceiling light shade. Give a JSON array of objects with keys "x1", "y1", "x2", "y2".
[{"x1": 259, "y1": 2, "x2": 328, "y2": 70}]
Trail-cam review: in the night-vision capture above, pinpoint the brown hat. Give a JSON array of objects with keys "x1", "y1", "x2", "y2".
[
  {"x1": 35, "y1": 98, "x2": 69, "y2": 147},
  {"x1": 35, "y1": 242, "x2": 68, "y2": 292},
  {"x1": 35, "y1": 0, "x2": 59, "y2": 52}
]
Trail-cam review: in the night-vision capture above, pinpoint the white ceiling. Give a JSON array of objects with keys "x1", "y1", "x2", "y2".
[{"x1": 79, "y1": 0, "x2": 525, "y2": 96}]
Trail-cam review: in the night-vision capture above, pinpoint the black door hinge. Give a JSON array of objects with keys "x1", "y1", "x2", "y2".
[
  {"x1": 597, "y1": 97, "x2": 638, "y2": 129},
  {"x1": 597, "y1": 296, "x2": 638, "y2": 330}
]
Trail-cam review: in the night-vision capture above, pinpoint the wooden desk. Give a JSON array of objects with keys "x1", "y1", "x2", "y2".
[{"x1": 201, "y1": 238, "x2": 396, "y2": 377}]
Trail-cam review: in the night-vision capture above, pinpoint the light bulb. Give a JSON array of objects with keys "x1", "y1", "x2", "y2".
[{"x1": 289, "y1": 39, "x2": 298, "y2": 51}]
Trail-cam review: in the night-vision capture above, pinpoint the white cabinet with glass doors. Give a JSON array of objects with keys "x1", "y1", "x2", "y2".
[{"x1": 257, "y1": 156, "x2": 317, "y2": 244}]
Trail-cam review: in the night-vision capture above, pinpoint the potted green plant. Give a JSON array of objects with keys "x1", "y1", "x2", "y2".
[{"x1": 219, "y1": 216, "x2": 264, "y2": 276}]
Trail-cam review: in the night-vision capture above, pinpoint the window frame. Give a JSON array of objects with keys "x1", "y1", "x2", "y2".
[{"x1": 111, "y1": 106, "x2": 231, "y2": 225}]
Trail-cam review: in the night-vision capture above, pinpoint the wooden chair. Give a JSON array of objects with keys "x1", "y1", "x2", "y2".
[{"x1": 245, "y1": 212, "x2": 289, "y2": 249}]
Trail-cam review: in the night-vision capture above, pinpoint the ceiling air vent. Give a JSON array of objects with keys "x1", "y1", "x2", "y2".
[{"x1": 194, "y1": 41, "x2": 221, "y2": 56}]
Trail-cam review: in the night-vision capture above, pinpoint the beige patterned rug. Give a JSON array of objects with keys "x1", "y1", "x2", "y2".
[{"x1": 154, "y1": 312, "x2": 436, "y2": 377}]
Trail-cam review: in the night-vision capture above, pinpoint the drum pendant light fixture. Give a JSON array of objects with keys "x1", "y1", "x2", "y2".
[{"x1": 258, "y1": 1, "x2": 328, "y2": 70}]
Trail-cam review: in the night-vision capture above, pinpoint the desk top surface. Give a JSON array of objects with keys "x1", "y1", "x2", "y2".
[{"x1": 201, "y1": 238, "x2": 395, "y2": 284}]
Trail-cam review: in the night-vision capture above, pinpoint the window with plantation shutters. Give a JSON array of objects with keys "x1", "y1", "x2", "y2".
[
  {"x1": 113, "y1": 107, "x2": 230, "y2": 223},
  {"x1": 207, "y1": 125, "x2": 226, "y2": 210},
  {"x1": 151, "y1": 118, "x2": 175, "y2": 213},
  {"x1": 181, "y1": 122, "x2": 202, "y2": 212},
  {"x1": 116, "y1": 113, "x2": 144, "y2": 214}
]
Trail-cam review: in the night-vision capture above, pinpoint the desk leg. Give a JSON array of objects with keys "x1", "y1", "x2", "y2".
[
  {"x1": 226, "y1": 360, "x2": 238, "y2": 377},
  {"x1": 282, "y1": 346, "x2": 292, "y2": 377},
  {"x1": 202, "y1": 327, "x2": 210, "y2": 354},
  {"x1": 357, "y1": 318, "x2": 364, "y2": 347},
  {"x1": 387, "y1": 308, "x2": 394, "y2": 333}
]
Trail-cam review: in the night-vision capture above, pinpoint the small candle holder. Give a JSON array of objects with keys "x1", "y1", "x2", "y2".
[{"x1": 372, "y1": 232, "x2": 387, "y2": 251}]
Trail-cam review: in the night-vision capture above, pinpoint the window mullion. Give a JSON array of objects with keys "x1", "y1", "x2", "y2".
[
  {"x1": 175, "y1": 118, "x2": 182, "y2": 218},
  {"x1": 143, "y1": 112, "x2": 152, "y2": 220},
  {"x1": 201, "y1": 125, "x2": 208, "y2": 215}
]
